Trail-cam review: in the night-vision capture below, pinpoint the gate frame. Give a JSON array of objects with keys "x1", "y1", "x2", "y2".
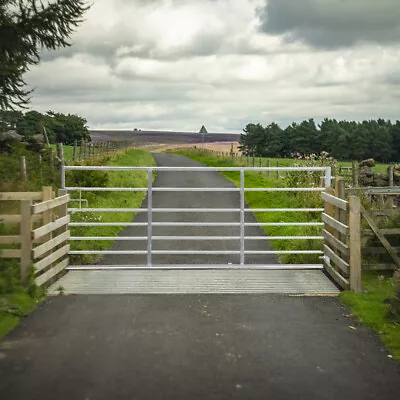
[{"x1": 62, "y1": 165, "x2": 332, "y2": 270}]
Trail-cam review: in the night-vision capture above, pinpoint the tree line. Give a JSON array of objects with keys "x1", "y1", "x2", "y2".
[
  {"x1": 0, "y1": 109, "x2": 90, "y2": 145},
  {"x1": 239, "y1": 119, "x2": 400, "y2": 162}
]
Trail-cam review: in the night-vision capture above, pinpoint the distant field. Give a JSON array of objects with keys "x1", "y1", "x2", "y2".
[{"x1": 89, "y1": 130, "x2": 240, "y2": 146}]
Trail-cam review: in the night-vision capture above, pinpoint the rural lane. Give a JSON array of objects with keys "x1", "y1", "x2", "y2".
[
  {"x1": 0, "y1": 153, "x2": 399, "y2": 400},
  {"x1": 100, "y1": 152, "x2": 278, "y2": 266}
]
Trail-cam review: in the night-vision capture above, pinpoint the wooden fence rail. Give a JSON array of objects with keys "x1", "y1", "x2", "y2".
[{"x1": 0, "y1": 187, "x2": 70, "y2": 287}]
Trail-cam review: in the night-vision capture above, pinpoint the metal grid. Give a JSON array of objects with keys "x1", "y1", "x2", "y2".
[{"x1": 62, "y1": 165, "x2": 331, "y2": 269}]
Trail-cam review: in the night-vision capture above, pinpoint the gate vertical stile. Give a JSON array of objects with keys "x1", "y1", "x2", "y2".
[
  {"x1": 240, "y1": 169, "x2": 245, "y2": 265},
  {"x1": 147, "y1": 169, "x2": 153, "y2": 267}
]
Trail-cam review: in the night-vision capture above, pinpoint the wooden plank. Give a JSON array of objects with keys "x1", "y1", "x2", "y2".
[
  {"x1": 362, "y1": 246, "x2": 400, "y2": 255},
  {"x1": 35, "y1": 258, "x2": 69, "y2": 287},
  {"x1": 0, "y1": 192, "x2": 42, "y2": 201},
  {"x1": 0, "y1": 249, "x2": 21, "y2": 258},
  {"x1": 34, "y1": 244, "x2": 70, "y2": 273},
  {"x1": 323, "y1": 229, "x2": 348, "y2": 256},
  {"x1": 324, "y1": 244, "x2": 349, "y2": 274},
  {"x1": 362, "y1": 264, "x2": 397, "y2": 271},
  {"x1": 349, "y1": 196, "x2": 362, "y2": 292},
  {"x1": 0, "y1": 215, "x2": 21, "y2": 223},
  {"x1": 0, "y1": 235, "x2": 21, "y2": 244},
  {"x1": 322, "y1": 213, "x2": 348, "y2": 235},
  {"x1": 33, "y1": 231, "x2": 70, "y2": 259},
  {"x1": 370, "y1": 209, "x2": 399, "y2": 217},
  {"x1": 323, "y1": 259, "x2": 350, "y2": 290},
  {"x1": 32, "y1": 194, "x2": 70, "y2": 215},
  {"x1": 0, "y1": 215, "x2": 41, "y2": 223},
  {"x1": 20, "y1": 200, "x2": 32, "y2": 282},
  {"x1": 361, "y1": 205, "x2": 400, "y2": 269},
  {"x1": 346, "y1": 187, "x2": 400, "y2": 195},
  {"x1": 363, "y1": 228, "x2": 400, "y2": 236},
  {"x1": 322, "y1": 192, "x2": 348, "y2": 211},
  {"x1": 32, "y1": 215, "x2": 70, "y2": 240}
]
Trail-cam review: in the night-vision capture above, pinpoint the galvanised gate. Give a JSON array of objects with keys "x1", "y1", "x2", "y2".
[{"x1": 61, "y1": 165, "x2": 332, "y2": 270}]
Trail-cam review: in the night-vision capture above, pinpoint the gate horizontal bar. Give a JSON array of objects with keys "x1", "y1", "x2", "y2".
[
  {"x1": 247, "y1": 222, "x2": 323, "y2": 226},
  {"x1": 64, "y1": 166, "x2": 328, "y2": 172},
  {"x1": 65, "y1": 187, "x2": 327, "y2": 193},
  {"x1": 69, "y1": 222, "x2": 242, "y2": 227},
  {"x1": 69, "y1": 221, "x2": 324, "y2": 227},
  {"x1": 66, "y1": 264, "x2": 324, "y2": 270},
  {"x1": 68, "y1": 207, "x2": 324, "y2": 213},
  {"x1": 65, "y1": 187, "x2": 240, "y2": 192},
  {"x1": 252, "y1": 208, "x2": 324, "y2": 212},
  {"x1": 69, "y1": 250, "x2": 323, "y2": 255},
  {"x1": 245, "y1": 188, "x2": 325, "y2": 192},
  {"x1": 69, "y1": 236, "x2": 324, "y2": 241},
  {"x1": 68, "y1": 207, "x2": 243, "y2": 213}
]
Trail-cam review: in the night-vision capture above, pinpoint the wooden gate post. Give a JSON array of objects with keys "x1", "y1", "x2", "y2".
[
  {"x1": 20, "y1": 199, "x2": 32, "y2": 283},
  {"x1": 349, "y1": 196, "x2": 362, "y2": 292}
]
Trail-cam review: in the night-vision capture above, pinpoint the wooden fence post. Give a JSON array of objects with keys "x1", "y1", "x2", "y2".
[
  {"x1": 267, "y1": 160, "x2": 270, "y2": 177},
  {"x1": 38, "y1": 154, "x2": 43, "y2": 183},
  {"x1": 41, "y1": 187, "x2": 54, "y2": 248},
  {"x1": 349, "y1": 196, "x2": 362, "y2": 292},
  {"x1": 276, "y1": 161, "x2": 279, "y2": 179},
  {"x1": 57, "y1": 143, "x2": 64, "y2": 165},
  {"x1": 388, "y1": 166, "x2": 394, "y2": 208},
  {"x1": 49, "y1": 148, "x2": 54, "y2": 172},
  {"x1": 20, "y1": 156, "x2": 27, "y2": 181},
  {"x1": 20, "y1": 199, "x2": 32, "y2": 283},
  {"x1": 73, "y1": 140, "x2": 77, "y2": 161},
  {"x1": 83, "y1": 140, "x2": 87, "y2": 159},
  {"x1": 352, "y1": 161, "x2": 359, "y2": 186}
]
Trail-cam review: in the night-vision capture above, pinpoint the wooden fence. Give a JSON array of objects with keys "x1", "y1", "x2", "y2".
[
  {"x1": 322, "y1": 180, "x2": 400, "y2": 292},
  {"x1": 346, "y1": 187, "x2": 400, "y2": 272},
  {"x1": 321, "y1": 187, "x2": 362, "y2": 292},
  {"x1": 0, "y1": 187, "x2": 70, "y2": 287}
]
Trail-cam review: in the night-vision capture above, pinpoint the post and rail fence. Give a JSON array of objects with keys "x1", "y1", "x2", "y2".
[{"x1": 0, "y1": 187, "x2": 70, "y2": 287}]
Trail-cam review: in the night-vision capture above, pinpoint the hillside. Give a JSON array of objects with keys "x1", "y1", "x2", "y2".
[{"x1": 89, "y1": 130, "x2": 240, "y2": 146}]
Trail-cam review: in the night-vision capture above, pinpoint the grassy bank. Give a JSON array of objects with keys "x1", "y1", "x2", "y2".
[
  {"x1": 67, "y1": 148, "x2": 155, "y2": 264},
  {"x1": 340, "y1": 271, "x2": 400, "y2": 360},
  {"x1": 0, "y1": 290, "x2": 41, "y2": 338},
  {"x1": 173, "y1": 149, "x2": 323, "y2": 264}
]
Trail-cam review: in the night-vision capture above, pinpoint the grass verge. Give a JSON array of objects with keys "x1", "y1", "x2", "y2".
[
  {"x1": 172, "y1": 149, "x2": 323, "y2": 264},
  {"x1": 0, "y1": 291, "x2": 41, "y2": 339},
  {"x1": 340, "y1": 271, "x2": 400, "y2": 360},
  {"x1": 68, "y1": 148, "x2": 155, "y2": 264}
]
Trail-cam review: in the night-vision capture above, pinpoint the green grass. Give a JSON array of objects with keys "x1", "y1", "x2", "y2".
[
  {"x1": 50, "y1": 144, "x2": 74, "y2": 161},
  {"x1": 68, "y1": 148, "x2": 155, "y2": 264},
  {"x1": 218, "y1": 154, "x2": 390, "y2": 173},
  {"x1": 340, "y1": 271, "x2": 400, "y2": 360},
  {"x1": 173, "y1": 149, "x2": 323, "y2": 264},
  {"x1": 0, "y1": 291, "x2": 42, "y2": 339}
]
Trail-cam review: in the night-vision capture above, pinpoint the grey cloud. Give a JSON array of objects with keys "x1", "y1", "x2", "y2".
[{"x1": 259, "y1": 0, "x2": 400, "y2": 48}]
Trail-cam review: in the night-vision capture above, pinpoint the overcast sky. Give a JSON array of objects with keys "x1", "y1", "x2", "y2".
[{"x1": 27, "y1": 0, "x2": 400, "y2": 132}]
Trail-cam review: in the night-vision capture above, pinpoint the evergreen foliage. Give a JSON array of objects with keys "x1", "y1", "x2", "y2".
[
  {"x1": 0, "y1": 0, "x2": 90, "y2": 109},
  {"x1": 239, "y1": 119, "x2": 400, "y2": 162}
]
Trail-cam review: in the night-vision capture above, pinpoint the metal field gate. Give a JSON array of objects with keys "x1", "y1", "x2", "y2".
[{"x1": 61, "y1": 165, "x2": 332, "y2": 270}]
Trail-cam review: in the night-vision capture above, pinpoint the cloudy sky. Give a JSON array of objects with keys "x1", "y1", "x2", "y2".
[{"x1": 27, "y1": 0, "x2": 400, "y2": 132}]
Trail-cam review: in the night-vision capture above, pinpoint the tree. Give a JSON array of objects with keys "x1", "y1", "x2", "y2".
[
  {"x1": 199, "y1": 125, "x2": 208, "y2": 134},
  {"x1": 16, "y1": 109, "x2": 89, "y2": 144},
  {"x1": 0, "y1": 109, "x2": 23, "y2": 131},
  {"x1": 0, "y1": 0, "x2": 90, "y2": 110}
]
